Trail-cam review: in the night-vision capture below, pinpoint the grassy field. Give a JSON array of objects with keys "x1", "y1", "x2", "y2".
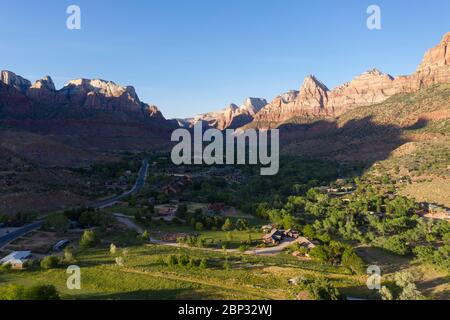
[{"x1": 0, "y1": 244, "x2": 368, "y2": 300}]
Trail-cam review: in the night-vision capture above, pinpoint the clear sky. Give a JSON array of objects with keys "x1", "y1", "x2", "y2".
[{"x1": 1, "y1": 0, "x2": 450, "y2": 118}]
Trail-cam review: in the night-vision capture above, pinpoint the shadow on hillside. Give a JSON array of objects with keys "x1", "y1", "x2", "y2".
[
  {"x1": 278, "y1": 116, "x2": 429, "y2": 171},
  {"x1": 418, "y1": 276, "x2": 450, "y2": 299},
  {"x1": 69, "y1": 288, "x2": 191, "y2": 300}
]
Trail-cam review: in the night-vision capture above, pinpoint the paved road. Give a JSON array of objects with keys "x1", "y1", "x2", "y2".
[
  {"x1": 0, "y1": 220, "x2": 44, "y2": 249},
  {"x1": 113, "y1": 213, "x2": 144, "y2": 233},
  {"x1": 91, "y1": 159, "x2": 149, "y2": 209},
  {"x1": 0, "y1": 159, "x2": 149, "y2": 250}
]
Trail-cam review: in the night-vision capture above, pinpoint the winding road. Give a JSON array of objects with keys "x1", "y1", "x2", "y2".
[
  {"x1": 92, "y1": 159, "x2": 149, "y2": 209},
  {"x1": 0, "y1": 159, "x2": 149, "y2": 250}
]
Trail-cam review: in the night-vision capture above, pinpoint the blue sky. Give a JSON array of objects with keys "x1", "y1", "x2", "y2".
[{"x1": 1, "y1": 0, "x2": 450, "y2": 118}]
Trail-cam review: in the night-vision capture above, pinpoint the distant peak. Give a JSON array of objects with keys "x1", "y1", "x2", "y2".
[
  {"x1": 358, "y1": 69, "x2": 394, "y2": 80},
  {"x1": 301, "y1": 75, "x2": 329, "y2": 92},
  {"x1": 0, "y1": 70, "x2": 31, "y2": 92},
  {"x1": 441, "y1": 32, "x2": 450, "y2": 43},
  {"x1": 32, "y1": 75, "x2": 56, "y2": 91}
]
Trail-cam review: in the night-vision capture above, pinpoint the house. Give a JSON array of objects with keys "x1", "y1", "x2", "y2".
[
  {"x1": 53, "y1": 239, "x2": 70, "y2": 252},
  {"x1": 261, "y1": 224, "x2": 275, "y2": 233},
  {"x1": 297, "y1": 237, "x2": 316, "y2": 250},
  {"x1": 0, "y1": 251, "x2": 32, "y2": 270},
  {"x1": 284, "y1": 229, "x2": 300, "y2": 239},
  {"x1": 208, "y1": 203, "x2": 226, "y2": 214},
  {"x1": 158, "y1": 205, "x2": 178, "y2": 216},
  {"x1": 162, "y1": 185, "x2": 178, "y2": 196},
  {"x1": 263, "y1": 228, "x2": 285, "y2": 245}
]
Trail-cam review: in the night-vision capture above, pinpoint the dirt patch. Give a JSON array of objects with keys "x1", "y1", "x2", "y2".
[{"x1": 5, "y1": 230, "x2": 81, "y2": 254}]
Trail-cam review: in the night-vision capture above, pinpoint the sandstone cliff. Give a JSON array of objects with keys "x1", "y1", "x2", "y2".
[{"x1": 251, "y1": 32, "x2": 450, "y2": 128}]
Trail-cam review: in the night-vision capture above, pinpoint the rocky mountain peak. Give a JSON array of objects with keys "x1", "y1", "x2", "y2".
[
  {"x1": 301, "y1": 75, "x2": 329, "y2": 92},
  {"x1": 62, "y1": 79, "x2": 138, "y2": 100},
  {"x1": 417, "y1": 32, "x2": 450, "y2": 71},
  {"x1": 0, "y1": 70, "x2": 31, "y2": 93},
  {"x1": 280, "y1": 90, "x2": 299, "y2": 103},
  {"x1": 241, "y1": 97, "x2": 268, "y2": 113},
  {"x1": 31, "y1": 75, "x2": 56, "y2": 91}
]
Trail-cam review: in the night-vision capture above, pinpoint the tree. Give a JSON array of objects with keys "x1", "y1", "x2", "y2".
[
  {"x1": 139, "y1": 230, "x2": 150, "y2": 241},
  {"x1": 380, "y1": 286, "x2": 393, "y2": 300},
  {"x1": 63, "y1": 248, "x2": 74, "y2": 263},
  {"x1": 341, "y1": 248, "x2": 365, "y2": 275},
  {"x1": 0, "y1": 284, "x2": 59, "y2": 300},
  {"x1": 166, "y1": 254, "x2": 178, "y2": 267},
  {"x1": 195, "y1": 222, "x2": 204, "y2": 231},
  {"x1": 79, "y1": 230, "x2": 99, "y2": 249},
  {"x1": 46, "y1": 214, "x2": 69, "y2": 234},
  {"x1": 199, "y1": 258, "x2": 208, "y2": 269},
  {"x1": 302, "y1": 225, "x2": 316, "y2": 239},
  {"x1": 26, "y1": 285, "x2": 60, "y2": 300},
  {"x1": 235, "y1": 219, "x2": 249, "y2": 231},
  {"x1": 222, "y1": 218, "x2": 233, "y2": 231},
  {"x1": 115, "y1": 256, "x2": 124, "y2": 267},
  {"x1": 306, "y1": 278, "x2": 341, "y2": 300},
  {"x1": 382, "y1": 235, "x2": 411, "y2": 256},
  {"x1": 394, "y1": 271, "x2": 423, "y2": 300},
  {"x1": 110, "y1": 243, "x2": 117, "y2": 255},
  {"x1": 40, "y1": 256, "x2": 59, "y2": 270}
]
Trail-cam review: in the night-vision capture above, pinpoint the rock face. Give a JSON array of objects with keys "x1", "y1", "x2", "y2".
[
  {"x1": 251, "y1": 32, "x2": 450, "y2": 128},
  {"x1": 0, "y1": 70, "x2": 31, "y2": 93},
  {"x1": 190, "y1": 97, "x2": 268, "y2": 130},
  {"x1": 0, "y1": 72, "x2": 166, "y2": 121}
]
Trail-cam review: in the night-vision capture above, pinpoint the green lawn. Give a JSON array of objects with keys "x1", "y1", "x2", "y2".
[{"x1": 0, "y1": 244, "x2": 366, "y2": 300}]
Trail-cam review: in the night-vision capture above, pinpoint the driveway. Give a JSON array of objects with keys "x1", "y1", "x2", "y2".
[{"x1": 247, "y1": 238, "x2": 300, "y2": 256}]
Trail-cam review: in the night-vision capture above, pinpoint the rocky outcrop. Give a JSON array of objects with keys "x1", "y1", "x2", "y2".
[
  {"x1": 0, "y1": 70, "x2": 31, "y2": 93},
  {"x1": 0, "y1": 72, "x2": 167, "y2": 122},
  {"x1": 26, "y1": 76, "x2": 56, "y2": 103},
  {"x1": 189, "y1": 97, "x2": 268, "y2": 130},
  {"x1": 251, "y1": 32, "x2": 450, "y2": 128}
]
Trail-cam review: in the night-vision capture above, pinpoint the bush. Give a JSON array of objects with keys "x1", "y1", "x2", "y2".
[
  {"x1": 341, "y1": 248, "x2": 365, "y2": 275},
  {"x1": 178, "y1": 255, "x2": 189, "y2": 267},
  {"x1": 382, "y1": 235, "x2": 411, "y2": 256},
  {"x1": 40, "y1": 256, "x2": 59, "y2": 270},
  {"x1": 79, "y1": 229, "x2": 99, "y2": 249},
  {"x1": 222, "y1": 218, "x2": 233, "y2": 231},
  {"x1": 0, "y1": 284, "x2": 60, "y2": 300},
  {"x1": 306, "y1": 278, "x2": 341, "y2": 300},
  {"x1": 166, "y1": 254, "x2": 178, "y2": 267},
  {"x1": 26, "y1": 285, "x2": 60, "y2": 300},
  {"x1": 199, "y1": 258, "x2": 208, "y2": 269}
]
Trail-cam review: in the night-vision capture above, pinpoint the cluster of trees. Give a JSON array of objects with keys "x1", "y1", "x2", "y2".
[
  {"x1": 75, "y1": 160, "x2": 141, "y2": 180},
  {"x1": 45, "y1": 207, "x2": 111, "y2": 234},
  {"x1": 0, "y1": 211, "x2": 37, "y2": 227},
  {"x1": 0, "y1": 284, "x2": 60, "y2": 300},
  {"x1": 177, "y1": 209, "x2": 227, "y2": 231},
  {"x1": 293, "y1": 277, "x2": 341, "y2": 300},
  {"x1": 177, "y1": 235, "x2": 207, "y2": 248},
  {"x1": 380, "y1": 271, "x2": 423, "y2": 300},
  {"x1": 165, "y1": 254, "x2": 208, "y2": 269},
  {"x1": 134, "y1": 208, "x2": 155, "y2": 226},
  {"x1": 79, "y1": 229, "x2": 99, "y2": 249},
  {"x1": 309, "y1": 241, "x2": 365, "y2": 275},
  {"x1": 251, "y1": 177, "x2": 449, "y2": 274},
  {"x1": 413, "y1": 245, "x2": 450, "y2": 273}
]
